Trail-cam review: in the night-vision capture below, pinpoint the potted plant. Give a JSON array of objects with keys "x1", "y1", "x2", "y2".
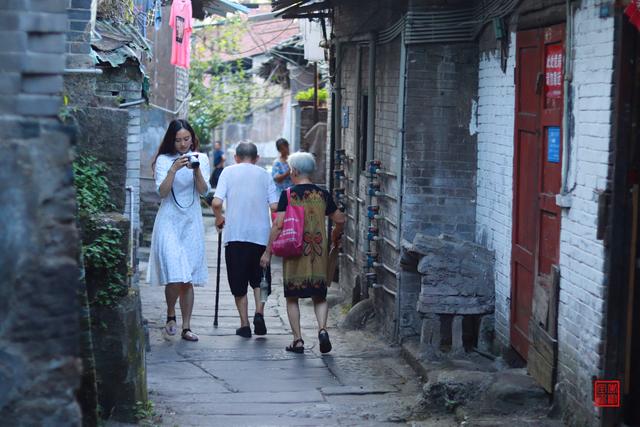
[{"x1": 295, "y1": 87, "x2": 328, "y2": 107}]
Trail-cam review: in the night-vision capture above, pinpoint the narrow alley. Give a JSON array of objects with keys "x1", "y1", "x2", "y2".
[
  {"x1": 6, "y1": 1, "x2": 640, "y2": 427},
  {"x1": 140, "y1": 217, "x2": 440, "y2": 426}
]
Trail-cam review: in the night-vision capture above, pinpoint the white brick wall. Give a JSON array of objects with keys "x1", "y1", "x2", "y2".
[
  {"x1": 125, "y1": 107, "x2": 141, "y2": 231},
  {"x1": 475, "y1": 39, "x2": 516, "y2": 347},
  {"x1": 556, "y1": 2, "x2": 613, "y2": 423},
  {"x1": 476, "y1": 1, "x2": 614, "y2": 424}
]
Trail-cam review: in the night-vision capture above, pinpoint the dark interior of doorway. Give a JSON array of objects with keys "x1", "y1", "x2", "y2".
[
  {"x1": 608, "y1": 13, "x2": 640, "y2": 427},
  {"x1": 624, "y1": 23, "x2": 640, "y2": 423}
]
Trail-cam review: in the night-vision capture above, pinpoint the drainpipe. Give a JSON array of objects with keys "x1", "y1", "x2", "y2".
[
  {"x1": 334, "y1": 41, "x2": 343, "y2": 152},
  {"x1": 558, "y1": 0, "x2": 575, "y2": 208},
  {"x1": 126, "y1": 186, "x2": 135, "y2": 287},
  {"x1": 393, "y1": 31, "x2": 408, "y2": 341},
  {"x1": 366, "y1": 32, "x2": 376, "y2": 168}
]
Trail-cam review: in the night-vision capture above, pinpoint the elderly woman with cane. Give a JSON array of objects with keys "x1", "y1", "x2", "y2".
[
  {"x1": 147, "y1": 119, "x2": 210, "y2": 342},
  {"x1": 261, "y1": 152, "x2": 345, "y2": 353}
]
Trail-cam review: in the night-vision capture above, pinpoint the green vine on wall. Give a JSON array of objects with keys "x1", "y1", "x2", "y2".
[{"x1": 73, "y1": 156, "x2": 127, "y2": 307}]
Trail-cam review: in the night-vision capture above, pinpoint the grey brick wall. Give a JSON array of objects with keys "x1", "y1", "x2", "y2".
[
  {"x1": 66, "y1": 0, "x2": 95, "y2": 68},
  {"x1": 0, "y1": 1, "x2": 83, "y2": 424},
  {"x1": 402, "y1": 43, "x2": 478, "y2": 244}
]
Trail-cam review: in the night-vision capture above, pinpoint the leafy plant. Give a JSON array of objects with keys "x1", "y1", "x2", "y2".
[
  {"x1": 73, "y1": 157, "x2": 115, "y2": 216},
  {"x1": 189, "y1": 16, "x2": 255, "y2": 144},
  {"x1": 134, "y1": 400, "x2": 155, "y2": 421},
  {"x1": 295, "y1": 87, "x2": 328, "y2": 103},
  {"x1": 73, "y1": 156, "x2": 126, "y2": 307}
]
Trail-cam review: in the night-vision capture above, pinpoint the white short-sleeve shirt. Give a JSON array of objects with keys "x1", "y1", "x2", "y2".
[{"x1": 214, "y1": 162, "x2": 279, "y2": 246}]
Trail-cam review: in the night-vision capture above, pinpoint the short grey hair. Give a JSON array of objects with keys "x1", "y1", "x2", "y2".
[
  {"x1": 288, "y1": 152, "x2": 316, "y2": 177},
  {"x1": 236, "y1": 142, "x2": 258, "y2": 160}
]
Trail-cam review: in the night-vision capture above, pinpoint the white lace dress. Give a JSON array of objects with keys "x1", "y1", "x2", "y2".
[{"x1": 147, "y1": 153, "x2": 210, "y2": 287}]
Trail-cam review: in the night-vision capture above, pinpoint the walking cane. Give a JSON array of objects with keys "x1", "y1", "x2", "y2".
[{"x1": 214, "y1": 229, "x2": 222, "y2": 327}]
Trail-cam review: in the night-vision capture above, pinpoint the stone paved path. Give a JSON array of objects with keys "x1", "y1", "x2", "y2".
[{"x1": 140, "y1": 217, "x2": 454, "y2": 427}]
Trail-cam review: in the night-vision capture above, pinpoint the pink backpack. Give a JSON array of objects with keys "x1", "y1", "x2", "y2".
[{"x1": 272, "y1": 188, "x2": 304, "y2": 258}]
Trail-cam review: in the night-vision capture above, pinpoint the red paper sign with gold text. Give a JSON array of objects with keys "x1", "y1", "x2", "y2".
[
  {"x1": 545, "y1": 44, "x2": 563, "y2": 109},
  {"x1": 626, "y1": 0, "x2": 640, "y2": 30}
]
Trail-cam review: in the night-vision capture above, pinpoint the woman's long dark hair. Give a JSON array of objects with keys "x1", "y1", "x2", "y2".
[{"x1": 152, "y1": 119, "x2": 199, "y2": 171}]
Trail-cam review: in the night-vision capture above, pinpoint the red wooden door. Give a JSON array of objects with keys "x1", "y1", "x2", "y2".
[{"x1": 511, "y1": 25, "x2": 565, "y2": 360}]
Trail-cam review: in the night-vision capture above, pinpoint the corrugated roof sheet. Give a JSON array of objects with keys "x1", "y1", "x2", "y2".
[{"x1": 92, "y1": 19, "x2": 152, "y2": 68}]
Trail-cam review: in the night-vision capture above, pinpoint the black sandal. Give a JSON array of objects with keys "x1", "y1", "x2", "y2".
[
  {"x1": 286, "y1": 338, "x2": 304, "y2": 353},
  {"x1": 319, "y1": 329, "x2": 332, "y2": 354}
]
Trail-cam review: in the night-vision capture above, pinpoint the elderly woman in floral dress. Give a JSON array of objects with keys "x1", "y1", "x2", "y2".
[{"x1": 261, "y1": 152, "x2": 345, "y2": 353}]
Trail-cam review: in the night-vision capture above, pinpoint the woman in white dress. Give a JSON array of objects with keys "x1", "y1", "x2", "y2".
[{"x1": 148, "y1": 119, "x2": 210, "y2": 341}]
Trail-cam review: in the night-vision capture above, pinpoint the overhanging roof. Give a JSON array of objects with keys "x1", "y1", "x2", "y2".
[
  {"x1": 92, "y1": 20, "x2": 152, "y2": 68},
  {"x1": 271, "y1": 0, "x2": 333, "y2": 19},
  {"x1": 193, "y1": 0, "x2": 250, "y2": 20}
]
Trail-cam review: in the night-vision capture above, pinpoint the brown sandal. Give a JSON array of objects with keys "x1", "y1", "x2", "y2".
[{"x1": 286, "y1": 338, "x2": 304, "y2": 353}]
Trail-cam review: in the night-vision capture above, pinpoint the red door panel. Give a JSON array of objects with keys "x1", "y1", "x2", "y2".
[{"x1": 511, "y1": 25, "x2": 564, "y2": 360}]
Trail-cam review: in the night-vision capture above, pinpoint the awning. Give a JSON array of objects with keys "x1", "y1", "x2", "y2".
[
  {"x1": 271, "y1": 0, "x2": 333, "y2": 19},
  {"x1": 193, "y1": 0, "x2": 250, "y2": 20}
]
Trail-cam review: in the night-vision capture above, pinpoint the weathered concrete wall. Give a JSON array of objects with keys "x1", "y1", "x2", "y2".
[
  {"x1": 0, "y1": 1, "x2": 83, "y2": 424},
  {"x1": 73, "y1": 107, "x2": 130, "y2": 211}
]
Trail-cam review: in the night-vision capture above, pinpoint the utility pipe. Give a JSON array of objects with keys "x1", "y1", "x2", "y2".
[
  {"x1": 393, "y1": 30, "x2": 408, "y2": 342},
  {"x1": 363, "y1": 33, "x2": 377, "y2": 299},
  {"x1": 126, "y1": 186, "x2": 135, "y2": 287},
  {"x1": 64, "y1": 68, "x2": 103, "y2": 74},
  {"x1": 559, "y1": 0, "x2": 575, "y2": 206},
  {"x1": 354, "y1": 45, "x2": 363, "y2": 285}
]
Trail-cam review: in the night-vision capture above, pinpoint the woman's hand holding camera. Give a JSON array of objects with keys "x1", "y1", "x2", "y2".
[{"x1": 170, "y1": 156, "x2": 190, "y2": 173}]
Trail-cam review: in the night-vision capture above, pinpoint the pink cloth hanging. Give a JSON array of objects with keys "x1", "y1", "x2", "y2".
[{"x1": 170, "y1": 0, "x2": 192, "y2": 68}]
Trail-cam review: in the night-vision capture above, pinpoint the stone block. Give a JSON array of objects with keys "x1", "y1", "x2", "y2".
[
  {"x1": 23, "y1": 52, "x2": 65, "y2": 74},
  {"x1": 91, "y1": 290, "x2": 147, "y2": 423},
  {"x1": 0, "y1": 73, "x2": 21, "y2": 94},
  {"x1": 22, "y1": 75, "x2": 64, "y2": 94},
  {"x1": 0, "y1": 31, "x2": 27, "y2": 51},
  {"x1": 451, "y1": 315, "x2": 464, "y2": 354},
  {"x1": 69, "y1": 20, "x2": 89, "y2": 32},
  {"x1": 67, "y1": 41, "x2": 91, "y2": 54},
  {"x1": 420, "y1": 314, "x2": 441, "y2": 354},
  {"x1": 67, "y1": 8, "x2": 91, "y2": 21},
  {"x1": 30, "y1": 0, "x2": 68, "y2": 12},
  {"x1": 71, "y1": 0, "x2": 92, "y2": 9},
  {"x1": 28, "y1": 33, "x2": 65, "y2": 54},
  {"x1": 0, "y1": 11, "x2": 67, "y2": 32},
  {"x1": 16, "y1": 94, "x2": 61, "y2": 116}
]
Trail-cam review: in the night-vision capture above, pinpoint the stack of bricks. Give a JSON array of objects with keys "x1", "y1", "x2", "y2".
[{"x1": 66, "y1": 0, "x2": 94, "y2": 68}]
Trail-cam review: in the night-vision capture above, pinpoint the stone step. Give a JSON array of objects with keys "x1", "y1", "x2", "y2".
[{"x1": 422, "y1": 367, "x2": 552, "y2": 419}]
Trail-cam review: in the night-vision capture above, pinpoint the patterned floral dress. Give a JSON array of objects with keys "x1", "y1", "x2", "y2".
[{"x1": 277, "y1": 184, "x2": 338, "y2": 298}]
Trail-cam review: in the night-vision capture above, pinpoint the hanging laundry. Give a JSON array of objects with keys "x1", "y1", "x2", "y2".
[
  {"x1": 134, "y1": 0, "x2": 154, "y2": 38},
  {"x1": 170, "y1": 0, "x2": 193, "y2": 69},
  {"x1": 154, "y1": 0, "x2": 162, "y2": 31}
]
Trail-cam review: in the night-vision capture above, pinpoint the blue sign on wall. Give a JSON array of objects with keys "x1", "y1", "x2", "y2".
[
  {"x1": 342, "y1": 106, "x2": 350, "y2": 129},
  {"x1": 548, "y1": 127, "x2": 561, "y2": 163}
]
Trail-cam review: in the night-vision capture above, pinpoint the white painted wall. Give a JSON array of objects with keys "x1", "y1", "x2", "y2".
[
  {"x1": 475, "y1": 39, "x2": 516, "y2": 347},
  {"x1": 555, "y1": 2, "x2": 614, "y2": 423}
]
